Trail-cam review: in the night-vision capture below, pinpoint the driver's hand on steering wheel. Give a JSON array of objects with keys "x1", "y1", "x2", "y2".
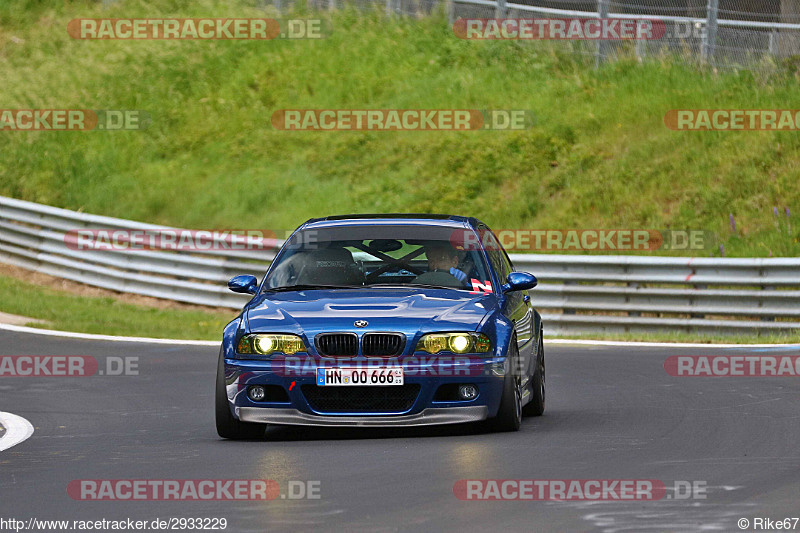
[{"x1": 449, "y1": 267, "x2": 467, "y2": 282}]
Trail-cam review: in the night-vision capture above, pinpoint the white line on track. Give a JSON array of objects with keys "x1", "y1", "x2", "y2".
[
  {"x1": 0, "y1": 412, "x2": 34, "y2": 452},
  {"x1": 546, "y1": 338, "x2": 800, "y2": 349},
  {"x1": 0, "y1": 322, "x2": 798, "y2": 349},
  {"x1": 0, "y1": 323, "x2": 217, "y2": 346}
]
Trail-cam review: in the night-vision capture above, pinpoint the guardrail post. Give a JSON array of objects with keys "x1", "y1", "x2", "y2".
[
  {"x1": 691, "y1": 284, "x2": 706, "y2": 319},
  {"x1": 627, "y1": 281, "x2": 641, "y2": 316},
  {"x1": 762, "y1": 284, "x2": 776, "y2": 321},
  {"x1": 563, "y1": 279, "x2": 577, "y2": 315},
  {"x1": 495, "y1": 0, "x2": 507, "y2": 20},
  {"x1": 702, "y1": 0, "x2": 719, "y2": 63},
  {"x1": 595, "y1": 0, "x2": 610, "y2": 68}
]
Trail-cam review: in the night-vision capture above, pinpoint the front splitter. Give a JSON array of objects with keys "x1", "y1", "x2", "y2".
[{"x1": 237, "y1": 406, "x2": 489, "y2": 427}]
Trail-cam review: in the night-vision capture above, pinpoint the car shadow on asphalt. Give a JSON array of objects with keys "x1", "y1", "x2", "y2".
[{"x1": 255, "y1": 415, "x2": 556, "y2": 441}]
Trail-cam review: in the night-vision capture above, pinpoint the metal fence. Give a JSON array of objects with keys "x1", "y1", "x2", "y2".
[
  {"x1": 299, "y1": 0, "x2": 800, "y2": 71},
  {"x1": 447, "y1": 0, "x2": 800, "y2": 69},
  {"x1": 1, "y1": 195, "x2": 799, "y2": 336}
]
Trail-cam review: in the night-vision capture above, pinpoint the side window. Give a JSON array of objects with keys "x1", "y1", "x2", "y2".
[
  {"x1": 480, "y1": 227, "x2": 513, "y2": 283},
  {"x1": 501, "y1": 249, "x2": 516, "y2": 273}
]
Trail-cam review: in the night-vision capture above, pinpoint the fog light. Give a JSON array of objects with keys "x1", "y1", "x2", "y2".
[
  {"x1": 248, "y1": 385, "x2": 266, "y2": 401},
  {"x1": 458, "y1": 384, "x2": 478, "y2": 400}
]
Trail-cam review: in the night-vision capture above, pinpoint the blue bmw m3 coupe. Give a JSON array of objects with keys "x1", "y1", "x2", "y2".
[{"x1": 216, "y1": 214, "x2": 544, "y2": 438}]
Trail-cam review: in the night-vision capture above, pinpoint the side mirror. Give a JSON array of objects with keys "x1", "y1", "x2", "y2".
[
  {"x1": 228, "y1": 275, "x2": 258, "y2": 295},
  {"x1": 502, "y1": 272, "x2": 537, "y2": 293}
]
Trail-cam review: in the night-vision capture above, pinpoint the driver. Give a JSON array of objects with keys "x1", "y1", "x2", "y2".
[{"x1": 411, "y1": 243, "x2": 468, "y2": 287}]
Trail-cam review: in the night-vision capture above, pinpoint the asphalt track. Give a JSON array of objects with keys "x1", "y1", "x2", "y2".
[{"x1": 1, "y1": 329, "x2": 799, "y2": 532}]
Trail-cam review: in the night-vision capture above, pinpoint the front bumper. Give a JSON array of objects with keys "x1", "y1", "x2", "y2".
[
  {"x1": 224, "y1": 354, "x2": 507, "y2": 423},
  {"x1": 238, "y1": 406, "x2": 489, "y2": 427}
]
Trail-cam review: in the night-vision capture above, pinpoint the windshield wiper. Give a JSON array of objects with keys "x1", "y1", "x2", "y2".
[
  {"x1": 367, "y1": 283, "x2": 467, "y2": 291},
  {"x1": 263, "y1": 284, "x2": 360, "y2": 293}
]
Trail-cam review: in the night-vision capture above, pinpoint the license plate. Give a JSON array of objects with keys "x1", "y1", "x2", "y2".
[{"x1": 316, "y1": 367, "x2": 404, "y2": 386}]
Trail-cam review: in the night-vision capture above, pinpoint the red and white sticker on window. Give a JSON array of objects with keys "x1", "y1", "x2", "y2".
[{"x1": 470, "y1": 279, "x2": 493, "y2": 294}]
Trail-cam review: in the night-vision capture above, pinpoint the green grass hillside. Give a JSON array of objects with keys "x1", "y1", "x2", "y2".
[{"x1": 0, "y1": 0, "x2": 799, "y2": 256}]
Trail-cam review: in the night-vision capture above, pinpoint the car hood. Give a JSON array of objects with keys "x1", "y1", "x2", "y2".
[{"x1": 245, "y1": 288, "x2": 496, "y2": 338}]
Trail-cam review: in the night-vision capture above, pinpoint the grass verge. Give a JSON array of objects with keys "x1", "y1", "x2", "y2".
[
  {"x1": 0, "y1": 1, "x2": 799, "y2": 256},
  {"x1": 0, "y1": 273, "x2": 234, "y2": 340}
]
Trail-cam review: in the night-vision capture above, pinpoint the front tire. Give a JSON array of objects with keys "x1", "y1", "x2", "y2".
[
  {"x1": 523, "y1": 334, "x2": 545, "y2": 417},
  {"x1": 491, "y1": 340, "x2": 522, "y2": 432},
  {"x1": 215, "y1": 347, "x2": 266, "y2": 439}
]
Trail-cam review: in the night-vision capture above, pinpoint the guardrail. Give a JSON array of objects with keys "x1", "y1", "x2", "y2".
[
  {"x1": 519, "y1": 255, "x2": 800, "y2": 334},
  {"x1": 1, "y1": 195, "x2": 799, "y2": 335},
  {"x1": 0, "y1": 196, "x2": 272, "y2": 309}
]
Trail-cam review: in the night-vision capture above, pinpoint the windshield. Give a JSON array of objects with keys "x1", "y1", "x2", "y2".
[{"x1": 264, "y1": 224, "x2": 492, "y2": 291}]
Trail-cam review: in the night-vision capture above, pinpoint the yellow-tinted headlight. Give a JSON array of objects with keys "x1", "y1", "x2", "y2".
[
  {"x1": 254, "y1": 336, "x2": 275, "y2": 354},
  {"x1": 237, "y1": 334, "x2": 305, "y2": 356},
  {"x1": 449, "y1": 334, "x2": 471, "y2": 353},
  {"x1": 416, "y1": 333, "x2": 491, "y2": 354},
  {"x1": 420, "y1": 334, "x2": 448, "y2": 354}
]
